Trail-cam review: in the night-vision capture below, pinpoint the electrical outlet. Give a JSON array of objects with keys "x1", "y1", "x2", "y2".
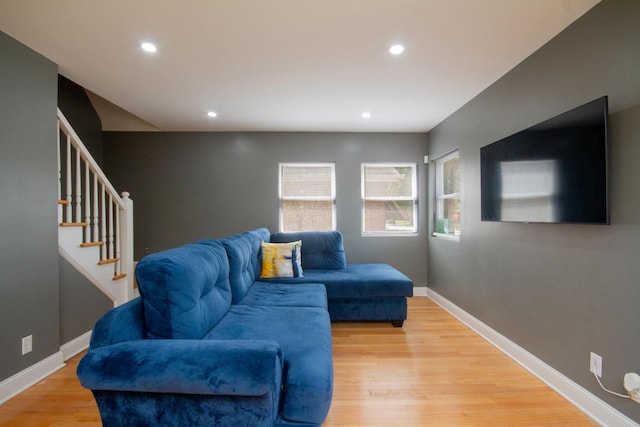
[
  {"x1": 22, "y1": 335, "x2": 33, "y2": 355},
  {"x1": 590, "y1": 352, "x2": 602, "y2": 377}
]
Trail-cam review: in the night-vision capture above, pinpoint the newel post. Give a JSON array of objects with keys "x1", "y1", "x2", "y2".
[{"x1": 119, "y1": 191, "x2": 135, "y2": 304}]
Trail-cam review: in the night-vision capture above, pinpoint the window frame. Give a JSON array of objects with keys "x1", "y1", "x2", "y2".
[
  {"x1": 361, "y1": 162, "x2": 418, "y2": 236},
  {"x1": 433, "y1": 150, "x2": 461, "y2": 240},
  {"x1": 278, "y1": 162, "x2": 336, "y2": 232}
]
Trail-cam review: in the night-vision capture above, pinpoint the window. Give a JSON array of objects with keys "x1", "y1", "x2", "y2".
[
  {"x1": 279, "y1": 163, "x2": 335, "y2": 232},
  {"x1": 361, "y1": 163, "x2": 417, "y2": 235},
  {"x1": 434, "y1": 150, "x2": 461, "y2": 237}
]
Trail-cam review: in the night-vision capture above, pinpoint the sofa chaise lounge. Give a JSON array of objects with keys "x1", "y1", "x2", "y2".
[{"x1": 265, "y1": 229, "x2": 414, "y2": 327}]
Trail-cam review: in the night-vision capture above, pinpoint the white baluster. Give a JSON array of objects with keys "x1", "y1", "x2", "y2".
[
  {"x1": 75, "y1": 147, "x2": 82, "y2": 223},
  {"x1": 65, "y1": 134, "x2": 72, "y2": 222},
  {"x1": 84, "y1": 159, "x2": 90, "y2": 242},
  {"x1": 93, "y1": 174, "x2": 99, "y2": 243},
  {"x1": 108, "y1": 194, "x2": 114, "y2": 260},
  {"x1": 114, "y1": 205, "x2": 121, "y2": 275},
  {"x1": 101, "y1": 184, "x2": 106, "y2": 260}
]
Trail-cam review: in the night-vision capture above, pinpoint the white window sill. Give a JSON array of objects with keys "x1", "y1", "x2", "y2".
[
  {"x1": 362, "y1": 232, "x2": 418, "y2": 237},
  {"x1": 431, "y1": 232, "x2": 460, "y2": 242}
]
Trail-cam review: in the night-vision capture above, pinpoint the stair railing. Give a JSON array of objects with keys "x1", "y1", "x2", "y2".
[{"x1": 57, "y1": 108, "x2": 134, "y2": 304}]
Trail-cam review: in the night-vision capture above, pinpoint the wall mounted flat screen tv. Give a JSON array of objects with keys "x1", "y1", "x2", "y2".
[{"x1": 480, "y1": 96, "x2": 609, "y2": 224}]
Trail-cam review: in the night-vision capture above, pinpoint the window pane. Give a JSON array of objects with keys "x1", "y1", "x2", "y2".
[
  {"x1": 282, "y1": 165, "x2": 333, "y2": 198},
  {"x1": 439, "y1": 197, "x2": 461, "y2": 234},
  {"x1": 364, "y1": 166, "x2": 414, "y2": 198},
  {"x1": 282, "y1": 200, "x2": 334, "y2": 232},
  {"x1": 364, "y1": 200, "x2": 415, "y2": 232},
  {"x1": 443, "y1": 157, "x2": 460, "y2": 195}
]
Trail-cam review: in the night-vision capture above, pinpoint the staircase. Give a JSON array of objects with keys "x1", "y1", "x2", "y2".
[{"x1": 57, "y1": 108, "x2": 135, "y2": 306}]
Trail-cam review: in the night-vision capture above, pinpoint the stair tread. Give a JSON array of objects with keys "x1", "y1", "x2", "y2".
[
  {"x1": 112, "y1": 273, "x2": 127, "y2": 281},
  {"x1": 98, "y1": 258, "x2": 119, "y2": 265},
  {"x1": 60, "y1": 222, "x2": 88, "y2": 227},
  {"x1": 80, "y1": 241, "x2": 104, "y2": 247}
]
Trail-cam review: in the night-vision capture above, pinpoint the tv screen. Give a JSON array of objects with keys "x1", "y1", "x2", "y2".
[{"x1": 480, "y1": 96, "x2": 609, "y2": 224}]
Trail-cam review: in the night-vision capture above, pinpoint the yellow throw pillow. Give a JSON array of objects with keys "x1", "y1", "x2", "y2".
[{"x1": 260, "y1": 240, "x2": 303, "y2": 278}]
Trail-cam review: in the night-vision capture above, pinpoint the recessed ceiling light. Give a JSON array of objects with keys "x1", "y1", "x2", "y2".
[
  {"x1": 207, "y1": 111, "x2": 218, "y2": 118},
  {"x1": 361, "y1": 112, "x2": 371, "y2": 119},
  {"x1": 140, "y1": 42, "x2": 157, "y2": 53},
  {"x1": 389, "y1": 44, "x2": 405, "y2": 55}
]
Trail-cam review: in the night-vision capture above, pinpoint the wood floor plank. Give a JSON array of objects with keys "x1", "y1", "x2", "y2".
[{"x1": 0, "y1": 297, "x2": 595, "y2": 426}]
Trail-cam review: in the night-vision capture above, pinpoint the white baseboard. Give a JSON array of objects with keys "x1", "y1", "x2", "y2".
[
  {"x1": 0, "y1": 352, "x2": 65, "y2": 405},
  {"x1": 61, "y1": 330, "x2": 92, "y2": 361},
  {"x1": 426, "y1": 288, "x2": 639, "y2": 427},
  {"x1": 413, "y1": 286, "x2": 428, "y2": 297},
  {"x1": 0, "y1": 331, "x2": 91, "y2": 405}
]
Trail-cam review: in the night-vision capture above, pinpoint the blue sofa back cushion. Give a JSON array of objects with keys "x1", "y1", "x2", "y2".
[
  {"x1": 217, "y1": 228, "x2": 270, "y2": 304},
  {"x1": 270, "y1": 230, "x2": 346, "y2": 270},
  {"x1": 135, "y1": 241, "x2": 232, "y2": 340}
]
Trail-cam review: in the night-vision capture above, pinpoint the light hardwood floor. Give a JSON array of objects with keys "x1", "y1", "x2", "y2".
[{"x1": 0, "y1": 297, "x2": 595, "y2": 426}]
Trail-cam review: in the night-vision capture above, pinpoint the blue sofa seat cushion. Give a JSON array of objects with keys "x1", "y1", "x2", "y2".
[
  {"x1": 204, "y1": 305, "x2": 333, "y2": 425},
  {"x1": 270, "y1": 231, "x2": 346, "y2": 270},
  {"x1": 260, "y1": 263, "x2": 413, "y2": 299},
  {"x1": 237, "y1": 282, "x2": 328, "y2": 310},
  {"x1": 135, "y1": 241, "x2": 232, "y2": 340}
]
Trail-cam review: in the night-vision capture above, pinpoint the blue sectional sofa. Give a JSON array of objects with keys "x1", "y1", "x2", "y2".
[{"x1": 77, "y1": 228, "x2": 413, "y2": 426}]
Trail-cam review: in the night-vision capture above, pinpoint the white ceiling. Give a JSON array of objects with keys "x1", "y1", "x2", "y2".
[{"x1": 0, "y1": 0, "x2": 599, "y2": 132}]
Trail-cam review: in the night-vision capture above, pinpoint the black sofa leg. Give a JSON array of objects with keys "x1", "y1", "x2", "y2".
[{"x1": 391, "y1": 319, "x2": 404, "y2": 327}]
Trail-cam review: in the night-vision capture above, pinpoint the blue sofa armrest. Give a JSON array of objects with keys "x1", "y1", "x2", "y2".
[
  {"x1": 89, "y1": 297, "x2": 146, "y2": 348},
  {"x1": 78, "y1": 339, "x2": 283, "y2": 396}
]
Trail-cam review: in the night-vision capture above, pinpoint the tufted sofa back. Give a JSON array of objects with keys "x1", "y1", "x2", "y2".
[
  {"x1": 270, "y1": 230, "x2": 347, "y2": 270},
  {"x1": 135, "y1": 241, "x2": 232, "y2": 339},
  {"x1": 219, "y1": 228, "x2": 270, "y2": 304}
]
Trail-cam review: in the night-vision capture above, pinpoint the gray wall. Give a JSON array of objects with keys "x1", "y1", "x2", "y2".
[
  {"x1": 103, "y1": 132, "x2": 428, "y2": 286},
  {"x1": 0, "y1": 31, "x2": 59, "y2": 380},
  {"x1": 57, "y1": 76, "x2": 113, "y2": 344},
  {"x1": 58, "y1": 75, "x2": 104, "y2": 167},
  {"x1": 59, "y1": 255, "x2": 113, "y2": 344},
  {"x1": 427, "y1": 0, "x2": 640, "y2": 421}
]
